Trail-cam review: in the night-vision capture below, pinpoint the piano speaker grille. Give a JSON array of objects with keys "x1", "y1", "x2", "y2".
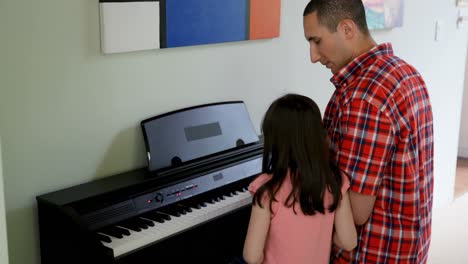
[{"x1": 83, "y1": 201, "x2": 136, "y2": 227}]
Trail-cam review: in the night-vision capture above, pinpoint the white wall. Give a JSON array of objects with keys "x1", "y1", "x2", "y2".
[
  {"x1": 391, "y1": 1, "x2": 468, "y2": 207},
  {"x1": 459, "y1": 45, "x2": 468, "y2": 158},
  {"x1": 0, "y1": 0, "x2": 467, "y2": 263},
  {"x1": 0, "y1": 139, "x2": 9, "y2": 264}
]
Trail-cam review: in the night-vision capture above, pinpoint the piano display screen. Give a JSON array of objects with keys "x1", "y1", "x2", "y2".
[{"x1": 184, "y1": 122, "x2": 222, "y2": 141}]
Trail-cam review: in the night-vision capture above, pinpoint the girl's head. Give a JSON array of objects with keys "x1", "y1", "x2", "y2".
[
  {"x1": 262, "y1": 93, "x2": 328, "y2": 173},
  {"x1": 255, "y1": 93, "x2": 342, "y2": 215}
]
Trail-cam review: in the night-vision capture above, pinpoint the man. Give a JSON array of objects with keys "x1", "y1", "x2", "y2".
[{"x1": 302, "y1": 0, "x2": 434, "y2": 263}]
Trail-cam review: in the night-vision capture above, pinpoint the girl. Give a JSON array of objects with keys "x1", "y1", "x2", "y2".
[{"x1": 243, "y1": 94, "x2": 356, "y2": 264}]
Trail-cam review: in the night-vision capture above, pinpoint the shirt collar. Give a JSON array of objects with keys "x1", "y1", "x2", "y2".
[{"x1": 330, "y1": 43, "x2": 394, "y2": 90}]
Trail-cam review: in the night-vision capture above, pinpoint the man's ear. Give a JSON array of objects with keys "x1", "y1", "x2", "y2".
[{"x1": 338, "y1": 19, "x2": 356, "y2": 40}]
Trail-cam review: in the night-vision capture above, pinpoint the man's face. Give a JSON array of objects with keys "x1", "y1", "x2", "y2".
[{"x1": 303, "y1": 12, "x2": 352, "y2": 74}]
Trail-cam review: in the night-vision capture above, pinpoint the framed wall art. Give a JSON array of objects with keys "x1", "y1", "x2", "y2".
[
  {"x1": 362, "y1": 0, "x2": 404, "y2": 30},
  {"x1": 99, "y1": 0, "x2": 281, "y2": 54}
]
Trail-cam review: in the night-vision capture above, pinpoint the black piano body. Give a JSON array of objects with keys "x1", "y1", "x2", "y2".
[{"x1": 37, "y1": 102, "x2": 263, "y2": 264}]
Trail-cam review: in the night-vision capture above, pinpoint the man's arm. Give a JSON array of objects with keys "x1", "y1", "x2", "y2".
[
  {"x1": 336, "y1": 100, "x2": 391, "y2": 226},
  {"x1": 349, "y1": 191, "x2": 376, "y2": 225}
]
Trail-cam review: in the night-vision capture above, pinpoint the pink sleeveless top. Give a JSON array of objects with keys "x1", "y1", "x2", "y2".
[{"x1": 249, "y1": 173, "x2": 349, "y2": 264}]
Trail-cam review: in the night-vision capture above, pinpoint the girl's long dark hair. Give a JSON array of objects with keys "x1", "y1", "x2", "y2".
[{"x1": 253, "y1": 94, "x2": 342, "y2": 215}]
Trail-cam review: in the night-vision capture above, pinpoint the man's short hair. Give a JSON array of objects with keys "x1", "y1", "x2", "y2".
[{"x1": 303, "y1": 0, "x2": 369, "y2": 35}]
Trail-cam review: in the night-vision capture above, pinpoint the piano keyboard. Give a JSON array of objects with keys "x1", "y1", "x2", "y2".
[{"x1": 98, "y1": 187, "x2": 252, "y2": 258}]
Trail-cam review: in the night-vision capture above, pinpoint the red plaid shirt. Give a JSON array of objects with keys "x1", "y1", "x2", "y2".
[{"x1": 325, "y1": 43, "x2": 433, "y2": 264}]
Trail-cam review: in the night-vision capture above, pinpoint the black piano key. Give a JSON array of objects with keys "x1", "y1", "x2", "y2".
[
  {"x1": 100, "y1": 227, "x2": 124, "y2": 239},
  {"x1": 142, "y1": 211, "x2": 167, "y2": 222},
  {"x1": 113, "y1": 227, "x2": 129, "y2": 237},
  {"x1": 210, "y1": 192, "x2": 224, "y2": 203},
  {"x1": 127, "y1": 225, "x2": 142, "y2": 232},
  {"x1": 143, "y1": 214, "x2": 165, "y2": 223},
  {"x1": 160, "y1": 213, "x2": 171, "y2": 220},
  {"x1": 118, "y1": 220, "x2": 142, "y2": 232},
  {"x1": 184, "y1": 201, "x2": 201, "y2": 210},
  {"x1": 182, "y1": 204, "x2": 193, "y2": 212},
  {"x1": 195, "y1": 190, "x2": 225, "y2": 206},
  {"x1": 177, "y1": 204, "x2": 193, "y2": 213},
  {"x1": 183, "y1": 199, "x2": 203, "y2": 209},
  {"x1": 158, "y1": 207, "x2": 181, "y2": 217},
  {"x1": 133, "y1": 218, "x2": 150, "y2": 229},
  {"x1": 190, "y1": 196, "x2": 208, "y2": 207},
  {"x1": 169, "y1": 210, "x2": 181, "y2": 217},
  {"x1": 153, "y1": 212, "x2": 169, "y2": 223},
  {"x1": 139, "y1": 217, "x2": 155, "y2": 227},
  {"x1": 204, "y1": 193, "x2": 219, "y2": 204},
  {"x1": 141, "y1": 211, "x2": 157, "y2": 220},
  {"x1": 97, "y1": 233, "x2": 112, "y2": 243},
  {"x1": 116, "y1": 226, "x2": 131, "y2": 236}
]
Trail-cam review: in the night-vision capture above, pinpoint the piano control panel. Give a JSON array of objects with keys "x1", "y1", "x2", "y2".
[{"x1": 133, "y1": 156, "x2": 262, "y2": 213}]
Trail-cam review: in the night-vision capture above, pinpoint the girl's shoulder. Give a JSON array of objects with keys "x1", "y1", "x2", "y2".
[{"x1": 248, "y1": 173, "x2": 272, "y2": 194}]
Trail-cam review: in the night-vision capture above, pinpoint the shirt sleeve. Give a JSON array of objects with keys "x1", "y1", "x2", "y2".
[
  {"x1": 336, "y1": 99, "x2": 394, "y2": 196},
  {"x1": 248, "y1": 173, "x2": 271, "y2": 195},
  {"x1": 248, "y1": 174, "x2": 279, "y2": 216}
]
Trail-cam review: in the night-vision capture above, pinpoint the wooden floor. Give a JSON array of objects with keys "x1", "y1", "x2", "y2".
[
  {"x1": 427, "y1": 158, "x2": 468, "y2": 264},
  {"x1": 455, "y1": 157, "x2": 468, "y2": 198}
]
